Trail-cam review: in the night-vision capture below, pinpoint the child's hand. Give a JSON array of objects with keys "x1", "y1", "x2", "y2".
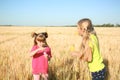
[
  {"x1": 71, "y1": 51, "x2": 79, "y2": 57},
  {"x1": 43, "y1": 52, "x2": 48, "y2": 58}
]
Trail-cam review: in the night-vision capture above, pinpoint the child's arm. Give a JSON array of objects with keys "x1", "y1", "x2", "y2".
[
  {"x1": 30, "y1": 47, "x2": 44, "y2": 57},
  {"x1": 87, "y1": 47, "x2": 92, "y2": 62},
  {"x1": 83, "y1": 46, "x2": 92, "y2": 62},
  {"x1": 71, "y1": 51, "x2": 84, "y2": 59},
  {"x1": 44, "y1": 47, "x2": 52, "y2": 61}
]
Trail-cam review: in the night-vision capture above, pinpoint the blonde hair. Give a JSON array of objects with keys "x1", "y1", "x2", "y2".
[{"x1": 77, "y1": 18, "x2": 96, "y2": 54}]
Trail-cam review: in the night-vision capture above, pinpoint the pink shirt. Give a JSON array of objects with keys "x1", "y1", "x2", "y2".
[{"x1": 30, "y1": 45, "x2": 51, "y2": 74}]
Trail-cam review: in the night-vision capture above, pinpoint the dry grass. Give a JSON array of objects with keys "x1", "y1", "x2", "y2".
[{"x1": 0, "y1": 26, "x2": 120, "y2": 80}]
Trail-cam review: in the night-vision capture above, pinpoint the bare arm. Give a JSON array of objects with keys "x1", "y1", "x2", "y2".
[
  {"x1": 83, "y1": 46, "x2": 92, "y2": 62},
  {"x1": 29, "y1": 47, "x2": 44, "y2": 57},
  {"x1": 87, "y1": 47, "x2": 92, "y2": 62},
  {"x1": 30, "y1": 48, "x2": 39, "y2": 57},
  {"x1": 71, "y1": 51, "x2": 84, "y2": 59}
]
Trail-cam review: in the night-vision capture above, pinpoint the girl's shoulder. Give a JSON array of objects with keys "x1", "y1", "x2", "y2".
[
  {"x1": 32, "y1": 45, "x2": 39, "y2": 48},
  {"x1": 90, "y1": 34, "x2": 98, "y2": 42},
  {"x1": 90, "y1": 34, "x2": 96, "y2": 39},
  {"x1": 44, "y1": 46, "x2": 51, "y2": 53},
  {"x1": 45, "y1": 46, "x2": 51, "y2": 50},
  {"x1": 88, "y1": 34, "x2": 98, "y2": 48},
  {"x1": 88, "y1": 34, "x2": 96, "y2": 48}
]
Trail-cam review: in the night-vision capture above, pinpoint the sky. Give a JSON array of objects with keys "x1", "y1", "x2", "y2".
[{"x1": 0, "y1": 0, "x2": 120, "y2": 26}]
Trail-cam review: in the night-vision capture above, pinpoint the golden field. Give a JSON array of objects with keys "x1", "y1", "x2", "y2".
[{"x1": 0, "y1": 26, "x2": 120, "y2": 80}]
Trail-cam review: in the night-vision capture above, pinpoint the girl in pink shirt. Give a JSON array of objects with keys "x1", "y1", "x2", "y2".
[{"x1": 30, "y1": 32, "x2": 52, "y2": 80}]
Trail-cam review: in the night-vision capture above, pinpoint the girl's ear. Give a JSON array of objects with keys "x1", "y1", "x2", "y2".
[{"x1": 31, "y1": 32, "x2": 37, "y2": 38}]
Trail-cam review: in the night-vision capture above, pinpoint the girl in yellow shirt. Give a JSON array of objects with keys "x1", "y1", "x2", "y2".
[{"x1": 72, "y1": 18, "x2": 106, "y2": 80}]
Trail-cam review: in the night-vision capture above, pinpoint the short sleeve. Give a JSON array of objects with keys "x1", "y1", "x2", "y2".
[
  {"x1": 30, "y1": 46, "x2": 37, "y2": 52},
  {"x1": 44, "y1": 47, "x2": 52, "y2": 57}
]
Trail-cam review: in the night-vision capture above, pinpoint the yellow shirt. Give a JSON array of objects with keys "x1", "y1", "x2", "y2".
[{"x1": 88, "y1": 34, "x2": 105, "y2": 72}]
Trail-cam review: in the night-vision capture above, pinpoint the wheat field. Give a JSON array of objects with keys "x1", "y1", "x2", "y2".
[{"x1": 0, "y1": 26, "x2": 120, "y2": 80}]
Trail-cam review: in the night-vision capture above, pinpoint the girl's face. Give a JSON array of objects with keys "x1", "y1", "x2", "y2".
[
  {"x1": 77, "y1": 25, "x2": 84, "y2": 36},
  {"x1": 36, "y1": 40, "x2": 44, "y2": 46}
]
